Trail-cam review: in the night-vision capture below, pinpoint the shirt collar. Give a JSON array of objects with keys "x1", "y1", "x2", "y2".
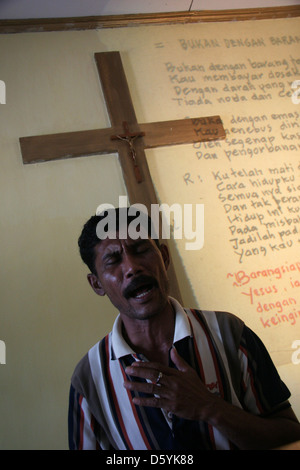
[{"x1": 111, "y1": 296, "x2": 192, "y2": 360}]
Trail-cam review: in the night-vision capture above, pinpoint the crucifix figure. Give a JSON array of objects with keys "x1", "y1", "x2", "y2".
[
  {"x1": 19, "y1": 51, "x2": 225, "y2": 299},
  {"x1": 111, "y1": 121, "x2": 145, "y2": 183}
]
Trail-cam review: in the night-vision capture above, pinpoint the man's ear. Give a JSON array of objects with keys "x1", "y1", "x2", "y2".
[
  {"x1": 87, "y1": 273, "x2": 106, "y2": 296},
  {"x1": 159, "y1": 243, "x2": 170, "y2": 270}
]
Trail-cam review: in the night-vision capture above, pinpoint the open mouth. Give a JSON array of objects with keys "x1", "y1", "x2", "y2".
[
  {"x1": 124, "y1": 276, "x2": 158, "y2": 300},
  {"x1": 130, "y1": 284, "x2": 154, "y2": 299}
]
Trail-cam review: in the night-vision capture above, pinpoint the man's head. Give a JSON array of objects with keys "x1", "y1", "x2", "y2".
[
  {"x1": 78, "y1": 207, "x2": 170, "y2": 321},
  {"x1": 78, "y1": 207, "x2": 159, "y2": 276}
]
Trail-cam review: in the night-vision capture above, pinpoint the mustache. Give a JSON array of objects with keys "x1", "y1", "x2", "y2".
[{"x1": 123, "y1": 275, "x2": 158, "y2": 299}]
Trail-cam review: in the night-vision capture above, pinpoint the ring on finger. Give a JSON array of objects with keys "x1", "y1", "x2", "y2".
[{"x1": 156, "y1": 371, "x2": 163, "y2": 385}]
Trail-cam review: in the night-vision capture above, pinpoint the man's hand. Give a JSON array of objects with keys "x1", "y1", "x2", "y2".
[
  {"x1": 123, "y1": 347, "x2": 217, "y2": 421},
  {"x1": 124, "y1": 348, "x2": 300, "y2": 449}
]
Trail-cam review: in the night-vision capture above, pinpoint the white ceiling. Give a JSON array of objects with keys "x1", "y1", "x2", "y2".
[{"x1": 0, "y1": 0, "x2": 299, "y2": 20}]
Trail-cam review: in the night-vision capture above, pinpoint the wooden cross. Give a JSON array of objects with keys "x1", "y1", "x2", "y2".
[
  {"x1": 20, "y1": 51, "x2": 225, "y2": 209},
  {"x1": 19, "y1": 51, "x2": 225, "y2": 299}
]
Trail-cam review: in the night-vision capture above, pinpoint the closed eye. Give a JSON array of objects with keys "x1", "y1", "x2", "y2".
[
  {"x1": 103, "y1": 252, "x2": 121, "y2": 266},
  {"x1": 134, "y1": 241, "x2": 151, "y2": 254}
]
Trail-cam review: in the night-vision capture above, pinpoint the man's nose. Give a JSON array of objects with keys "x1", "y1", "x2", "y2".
[{"x1": 122, "y1": 253, "x2": 143, "y2": 279}]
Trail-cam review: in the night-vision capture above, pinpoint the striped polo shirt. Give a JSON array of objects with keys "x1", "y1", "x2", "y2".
[{"x1": 68, "y1": 297, "x2": 290, "y2": 450}]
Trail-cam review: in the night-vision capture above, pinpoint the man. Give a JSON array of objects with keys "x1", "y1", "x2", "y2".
[{"x1": 68, "y1": 207, "x2": 300, "y2": 450}]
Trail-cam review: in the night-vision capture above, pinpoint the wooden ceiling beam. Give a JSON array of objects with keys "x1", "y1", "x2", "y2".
[{"x1": 0, "y1": 6, "x2": 299, "y2": 34}]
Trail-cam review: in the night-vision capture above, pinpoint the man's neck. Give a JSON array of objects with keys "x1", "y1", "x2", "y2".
[{"x1": 121, "y1": 301, "x2": 175, "y2": 365}]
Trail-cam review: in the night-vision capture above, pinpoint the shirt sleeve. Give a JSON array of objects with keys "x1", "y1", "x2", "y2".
[
  {"x1": 68, "y1": 384, "x2": 100, "y2": 450},
  {"x1": 238, "y1": 325, "x2": 291, "y2": 416}
]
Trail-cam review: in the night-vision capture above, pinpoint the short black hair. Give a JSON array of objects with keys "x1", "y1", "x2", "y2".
[{"x1": 78, "y1": 207, "x2": 159, "y2": 275}]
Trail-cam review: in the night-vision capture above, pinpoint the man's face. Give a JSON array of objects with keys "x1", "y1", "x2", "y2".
[{"x1": 88, "y1": 232, "x2": 170, "y2": 322}]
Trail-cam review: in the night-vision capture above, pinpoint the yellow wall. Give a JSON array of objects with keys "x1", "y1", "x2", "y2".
[
  {"x1": 0, "y1": 21, "x2": 299, "y2": 449},
  {"x1": 0, "y1": 31, "x2": 127, "y2": 449}
]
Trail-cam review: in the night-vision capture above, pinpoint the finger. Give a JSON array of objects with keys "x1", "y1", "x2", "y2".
[
  {"x1": 125, "y1": 365, "x2": 163, "y2": 384},
  {"x1": 123, "y1": 378, "x2": 164, "y2": 396},
  {"x1": 132, "y1": 395, "x2": 165, "y2": 409},
  {"x1": 170, "y1": 347, "x2": 191, "y2": 372},
  {"x1": 127, "y1": 361, "x2": 170, "y2": 374},
  {"x1": 127, "y1": 360, "x2": 181, "y2": 379}
]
